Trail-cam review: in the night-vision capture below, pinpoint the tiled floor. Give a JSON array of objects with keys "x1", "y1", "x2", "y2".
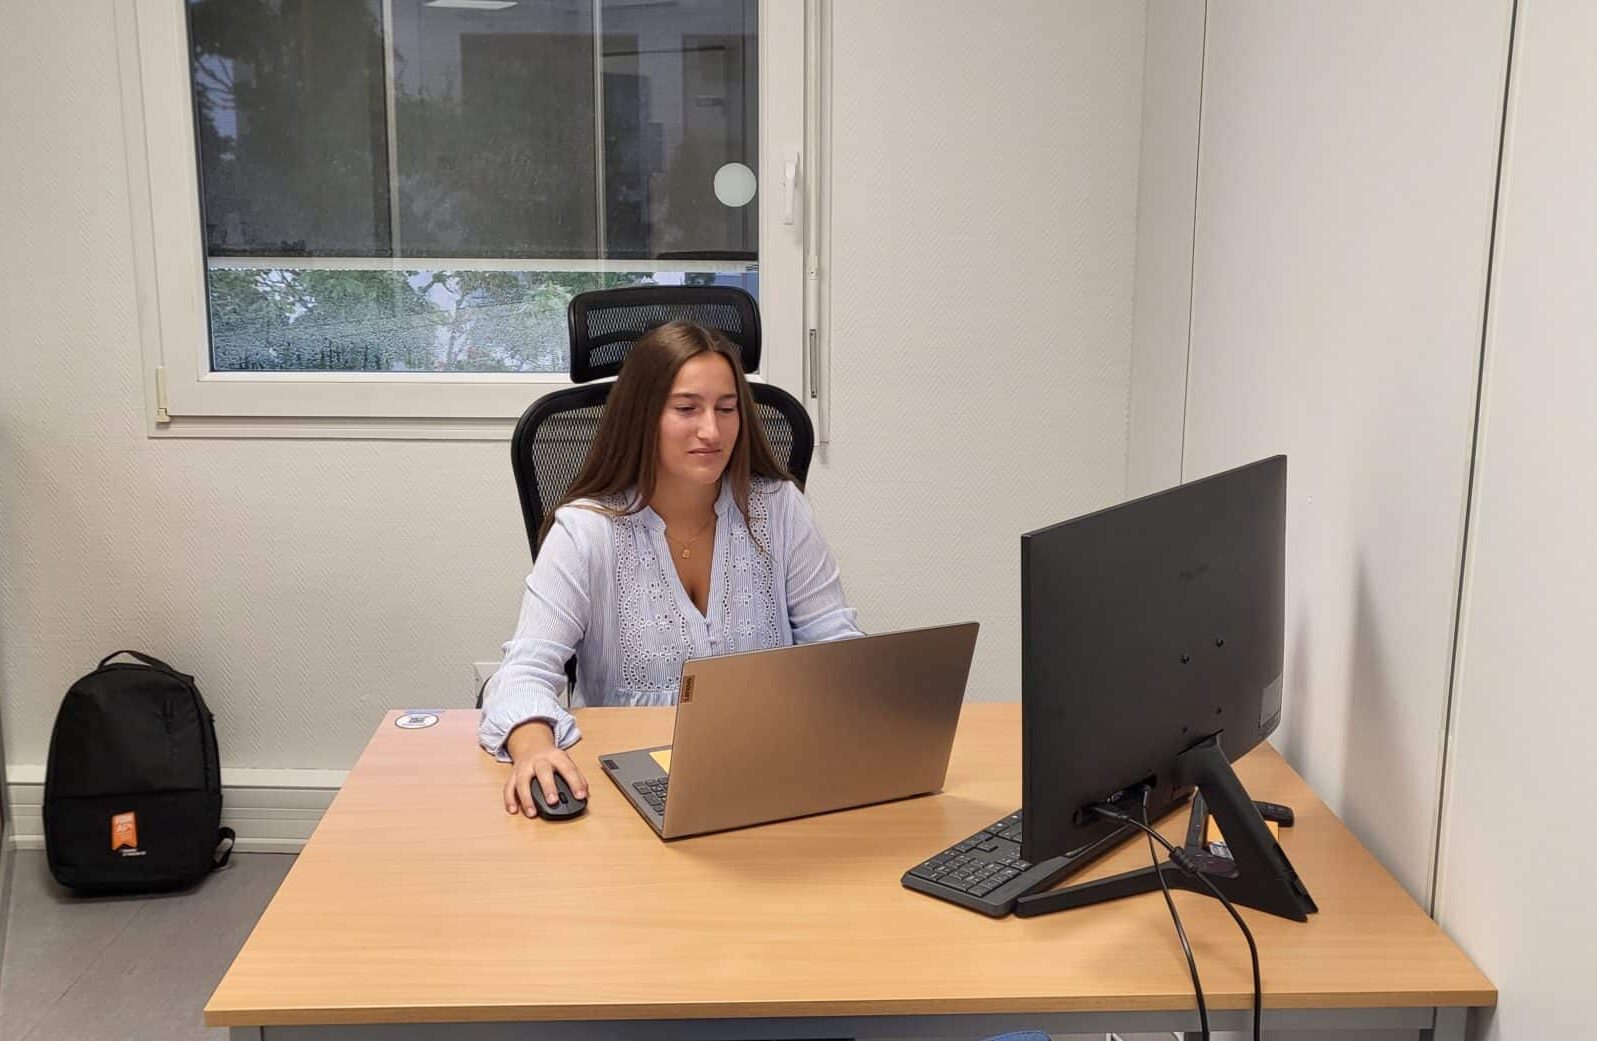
[{"x1": 0, "y1": 849, "x2": 293, "y2": 1041}]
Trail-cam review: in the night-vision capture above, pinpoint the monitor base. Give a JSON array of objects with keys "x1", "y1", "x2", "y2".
[{"x1": 1014, "y1": 734, "x2": 1317, "y2": 921}]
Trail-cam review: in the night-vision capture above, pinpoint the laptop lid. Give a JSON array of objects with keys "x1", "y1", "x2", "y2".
[{"x1": 658, "y1": 621, "x2": 979, "y2": 839}]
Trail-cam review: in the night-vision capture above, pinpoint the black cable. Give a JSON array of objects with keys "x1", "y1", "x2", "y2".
[
  {"x1": 1096, "y1": 795, "x2": 1263, "y2": 1041},
  {"x1": 1173, "y1": 843, "x2": 1263, "y2": 1041},
  {"x1": 1136, "y1": 788, "x2": 1210, "y2": 1041}
]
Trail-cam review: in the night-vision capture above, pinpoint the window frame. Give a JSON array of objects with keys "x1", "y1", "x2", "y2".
[{"x1": 118, "y1": 0, "x2": 809, "y2": 439}]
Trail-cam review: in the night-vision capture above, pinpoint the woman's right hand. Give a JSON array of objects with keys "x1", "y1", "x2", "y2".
[{"x1": 502, "y1": 720, "x2": 589, "y2": 818}]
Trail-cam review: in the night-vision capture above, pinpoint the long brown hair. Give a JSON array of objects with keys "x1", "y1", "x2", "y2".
[{"x1": 541, "y1": 321, "x2": 792, "y2": 545}]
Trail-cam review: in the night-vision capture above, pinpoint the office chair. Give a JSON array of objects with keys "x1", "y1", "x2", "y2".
[
  {"x1": 511, "y1": 284, "x2": 814, "y2": 561},
  {"x1": 481, "y1": 286, "x2": 816, "y2": 709}
]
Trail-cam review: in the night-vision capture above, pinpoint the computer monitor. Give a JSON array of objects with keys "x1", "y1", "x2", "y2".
[{"x1": 1017, "y1": 454, "x2": 1315, "y2": 921}]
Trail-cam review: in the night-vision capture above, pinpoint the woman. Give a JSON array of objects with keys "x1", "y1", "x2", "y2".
[{"x1": 479, "y1": 321, "x2": 862, "y2": 816}]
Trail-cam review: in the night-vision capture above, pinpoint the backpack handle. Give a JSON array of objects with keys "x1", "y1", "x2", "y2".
[{"x1": 97, "y1": 650, "x2": 186, "y2": 677}]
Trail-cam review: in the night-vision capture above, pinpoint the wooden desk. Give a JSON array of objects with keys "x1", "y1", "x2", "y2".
[{"x1": 207, "y1": 706, "x2": 1494, "y2": 1040}]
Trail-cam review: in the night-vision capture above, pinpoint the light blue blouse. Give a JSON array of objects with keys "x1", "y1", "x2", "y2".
[{"x1": 478, "y1": 478, "x2": 862, "y2": 759}]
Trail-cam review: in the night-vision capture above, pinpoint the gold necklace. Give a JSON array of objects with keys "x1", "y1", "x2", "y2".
[{"x1": 663, "y1": 516, "x2": 716, "y2": 559}]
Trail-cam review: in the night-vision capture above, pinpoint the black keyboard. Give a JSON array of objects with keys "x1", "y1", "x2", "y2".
[
  {"x1": 901, "y1": 810, "x2": 1138, "y2": 917},
  {"x1": 631, "y1": 777, "x2": 669, "y2": 814}
]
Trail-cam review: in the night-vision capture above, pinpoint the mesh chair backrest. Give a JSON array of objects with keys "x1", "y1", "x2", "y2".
[
  {"x1": 510, "y1": 383, "x2": 813, "y2": 561},
  {"x1": 753, "y1": 398, "x2": 798, "y2": 475},
  {"x1": 567, "y1": 285, "x2": 760, "y2": 383},
  {"x1": 521, "y1": 397, "x2": 607, "y2": 544}
]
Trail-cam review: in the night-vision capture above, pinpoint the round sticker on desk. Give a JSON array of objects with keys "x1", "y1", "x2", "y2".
[{"x1": 395, "y1": 712, "x2": 439, "y2": 730}]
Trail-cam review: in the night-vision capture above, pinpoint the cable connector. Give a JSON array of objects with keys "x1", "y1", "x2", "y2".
[
  {"x1": 1088, "y1": 802, "x2": 1129, "y2": 824},
  {"x1": 1089, "y1": 783, "x2": 1154, "y2": 825},
  {"x1": 1170, "y1": 845, "x2": 1201, "y2": 875}
]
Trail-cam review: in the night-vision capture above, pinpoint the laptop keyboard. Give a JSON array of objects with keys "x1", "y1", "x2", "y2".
[{"x1": 632, "y1": 777, "x2": 669, "y2": 814}]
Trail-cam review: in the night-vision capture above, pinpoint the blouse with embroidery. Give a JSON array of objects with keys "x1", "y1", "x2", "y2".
[{"x1": 478, "y1": 478, "x2": 862, "y2": 759}]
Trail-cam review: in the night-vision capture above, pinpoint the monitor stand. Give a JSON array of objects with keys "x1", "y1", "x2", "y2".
[{"x1": 1014, "y1": 734, "x2": 1318, "y2": 921}]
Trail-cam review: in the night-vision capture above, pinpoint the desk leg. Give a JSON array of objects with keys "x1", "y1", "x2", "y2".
[{"x1": 1421, "y1": 1007, "x2": 1468, "y2": 1041}]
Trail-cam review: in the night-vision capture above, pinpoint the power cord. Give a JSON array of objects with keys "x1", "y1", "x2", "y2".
[
  {"x1": 1137, "y1": 788, "x2": 1208, "y2": 1040},
  {"x1": 1092, "y1": 791, "x2": 1263, "y2": 1041}
]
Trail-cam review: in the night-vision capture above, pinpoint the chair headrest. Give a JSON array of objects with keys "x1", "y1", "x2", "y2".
[{"x1": 566, "y1": 285, "x2": 761, "y2": 383}]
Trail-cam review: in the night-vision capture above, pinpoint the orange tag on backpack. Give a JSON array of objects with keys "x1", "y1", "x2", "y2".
[{"x1": 111, "y1": 812, "x2": 139, "y2": 851}]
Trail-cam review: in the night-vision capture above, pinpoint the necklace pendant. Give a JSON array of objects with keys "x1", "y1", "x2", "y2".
[{"x1": 681, "y1": 548, "x2": 692, "y2": 559}]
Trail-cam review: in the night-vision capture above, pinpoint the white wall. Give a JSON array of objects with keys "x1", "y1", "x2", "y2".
[
  {"x1": 3, "y1": 8, "x2": 522, "y2": 775},
  {"x1": 1126, "y1": 0, "x2": 1204, "y2": 499},
  {"x1": 0, "y1": 4, "x2": 1147, "y2": 772},
  {"x1": 1434, "y1": 2, "x2": 1597, "y2": 1037},
  {"x1": 1175, "y1": 0, "x2": 1512, "y2": 900},
  {"x1": 822, "y1": 0, "x2": 1146, "y2": 701}
]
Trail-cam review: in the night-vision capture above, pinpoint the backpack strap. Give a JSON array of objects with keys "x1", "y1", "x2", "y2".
[
  {"x1": 213, "y1": 828, "x2": 237, "y2": 871},
  {"x1": 97, "y1": 650, "x2": 188, "y2": 679}
]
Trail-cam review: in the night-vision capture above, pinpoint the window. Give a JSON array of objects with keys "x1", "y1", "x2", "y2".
[{"x1": 122, "y1": 0, "x2": 808, "y2": 435}]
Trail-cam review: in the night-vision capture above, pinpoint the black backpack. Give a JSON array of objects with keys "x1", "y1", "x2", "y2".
[{"x1": 43, "y1": 651, "x2": 235, "y2": 893}]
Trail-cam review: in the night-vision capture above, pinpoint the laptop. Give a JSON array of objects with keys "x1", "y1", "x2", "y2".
[{"x1": 599, "y1": 622, "x2": 979, "y2": 840}]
